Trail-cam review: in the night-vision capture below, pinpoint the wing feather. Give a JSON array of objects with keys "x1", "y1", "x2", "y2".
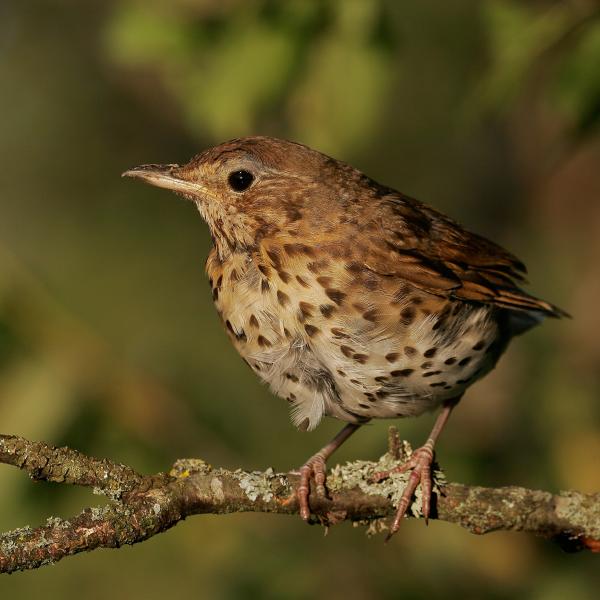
[{"x1": 366, "y1": 192, "x2": 568, "y2": 318}]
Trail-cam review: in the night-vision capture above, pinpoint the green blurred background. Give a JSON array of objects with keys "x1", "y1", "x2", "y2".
[{"x1": 1, "y1": 0, "x2": 599, "y2": 597}]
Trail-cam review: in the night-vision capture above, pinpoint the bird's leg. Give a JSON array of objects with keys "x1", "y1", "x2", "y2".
[
  {"x1": 371, "y1": 401, "x2": 457, "y2": 540},
  {"x1": 297, "y1": 423, "x2": 362, "y2": 521}
]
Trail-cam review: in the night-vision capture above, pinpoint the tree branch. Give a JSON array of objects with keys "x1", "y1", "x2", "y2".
[{"x1": 1, "y1": 430, "x2": 598, "y2": 574}]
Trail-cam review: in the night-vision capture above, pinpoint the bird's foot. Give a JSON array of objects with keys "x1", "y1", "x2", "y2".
[
  {"x1": 291, "y1": 423, "x2": 362, "y2": 522},
  {"x1": 370, "y1": 441, "x2": 435, "y2": 541},
  {"x1": 296, "y1": 453, "x2": 328, "y2": 522}
]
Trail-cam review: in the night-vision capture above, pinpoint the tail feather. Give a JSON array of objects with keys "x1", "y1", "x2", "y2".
[{"x1": 494, "y1": 288, "x2": 570, "y2": 319}]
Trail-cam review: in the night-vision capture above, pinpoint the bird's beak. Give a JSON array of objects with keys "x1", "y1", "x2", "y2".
[{"x1": 122, "y1": 164, "x2": 206, "y2": 197}]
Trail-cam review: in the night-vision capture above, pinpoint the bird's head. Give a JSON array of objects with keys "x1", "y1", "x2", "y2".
[{"x1": 123, "y1": 136, "x2": 364, "y2": 258}]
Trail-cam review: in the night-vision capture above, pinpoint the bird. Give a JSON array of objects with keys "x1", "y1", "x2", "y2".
[{"x1": 123, "y1": 136, "x2": 566, "y2": 539}]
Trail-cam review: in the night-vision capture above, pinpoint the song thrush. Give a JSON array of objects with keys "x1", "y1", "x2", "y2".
[{"x1": 124, "y1": 136, "x2": 566, "y2": 538}]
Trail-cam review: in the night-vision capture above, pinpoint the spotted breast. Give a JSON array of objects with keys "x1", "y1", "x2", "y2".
[{"x1": 206, "y1": 235, "x2": 508, "y2": 432}]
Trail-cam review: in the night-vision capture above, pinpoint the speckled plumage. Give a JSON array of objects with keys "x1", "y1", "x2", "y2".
[
  {"x1": 205, "y1": 242, "x2": 504, "y2": 431},
  {"x1": 125, "y1": 136, "x2": 566, "y2": 534}
]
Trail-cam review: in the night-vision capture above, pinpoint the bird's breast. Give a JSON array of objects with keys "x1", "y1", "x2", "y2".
[{"x1": 205, "y1": 244, "x2": 508, "y2": 431}]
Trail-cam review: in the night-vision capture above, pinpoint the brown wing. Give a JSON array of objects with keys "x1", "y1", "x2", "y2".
[{"x1": 366, "y1": 192, "x2": 567, "y2": 318}]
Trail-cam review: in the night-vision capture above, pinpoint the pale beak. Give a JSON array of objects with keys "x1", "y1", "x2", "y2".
[{"x1": 122, "y1": 164, "x2": 206, "y2": 197}]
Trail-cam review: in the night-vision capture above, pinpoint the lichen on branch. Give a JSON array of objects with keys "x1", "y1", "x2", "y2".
[{"x1": 1, "y1": 430, "x2": 599, "y2": 574}]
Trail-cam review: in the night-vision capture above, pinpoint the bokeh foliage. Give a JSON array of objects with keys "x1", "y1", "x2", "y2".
[
  {"x1": 1, "y1": 0, "x2": 599, "y2": 598},
  {"x1": 478, "y1": 0, "x2": 600, "y2": 137},
  {"x1": 105, "y1": 0, "x2": 395, "y2": 154}
]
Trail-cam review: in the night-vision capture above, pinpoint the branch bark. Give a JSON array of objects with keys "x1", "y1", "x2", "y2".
[{"x1": 1, "y1": 430, "x2": 599, "y2": 574}]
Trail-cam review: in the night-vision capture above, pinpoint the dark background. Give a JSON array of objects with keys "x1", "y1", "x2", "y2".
[{"x1": 1, "y1": 1, "x2": 599, "y2": 598}]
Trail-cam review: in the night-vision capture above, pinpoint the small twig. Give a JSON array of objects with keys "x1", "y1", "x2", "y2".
[
  {"x1": 1, "y1": 431, "x2": 598, "y2": 574},
  {"x1": 387, "y1": 426, "x2": 401, "y2": 460}
]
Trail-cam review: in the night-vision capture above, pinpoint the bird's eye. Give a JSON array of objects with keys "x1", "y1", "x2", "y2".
[{"x1": 227, "y1": 170, "x2": 254, "y2": 192}]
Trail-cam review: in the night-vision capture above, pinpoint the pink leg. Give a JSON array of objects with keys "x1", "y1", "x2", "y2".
[
  {"x1": 297, "y1": 423, "x2": 361, "y2": 521},
  {"x1": 371, "y1": 402, "x2": 455, "y2": 541}
]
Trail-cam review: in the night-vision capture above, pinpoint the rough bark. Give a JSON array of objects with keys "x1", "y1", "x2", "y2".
[{"x1": 1, "y1": 430, "x2": 598, "y2": 574}]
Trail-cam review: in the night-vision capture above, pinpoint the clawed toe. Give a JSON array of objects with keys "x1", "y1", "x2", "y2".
[
  {"x1": 294, "y1": 423, "x2": 361, "y2": 523},
  {"x1": 297, "y1": 455, "x2": 328, "y2": 522},
  {"x1": 370, "y1": 444, "x2": 435, "y2": 540}
]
